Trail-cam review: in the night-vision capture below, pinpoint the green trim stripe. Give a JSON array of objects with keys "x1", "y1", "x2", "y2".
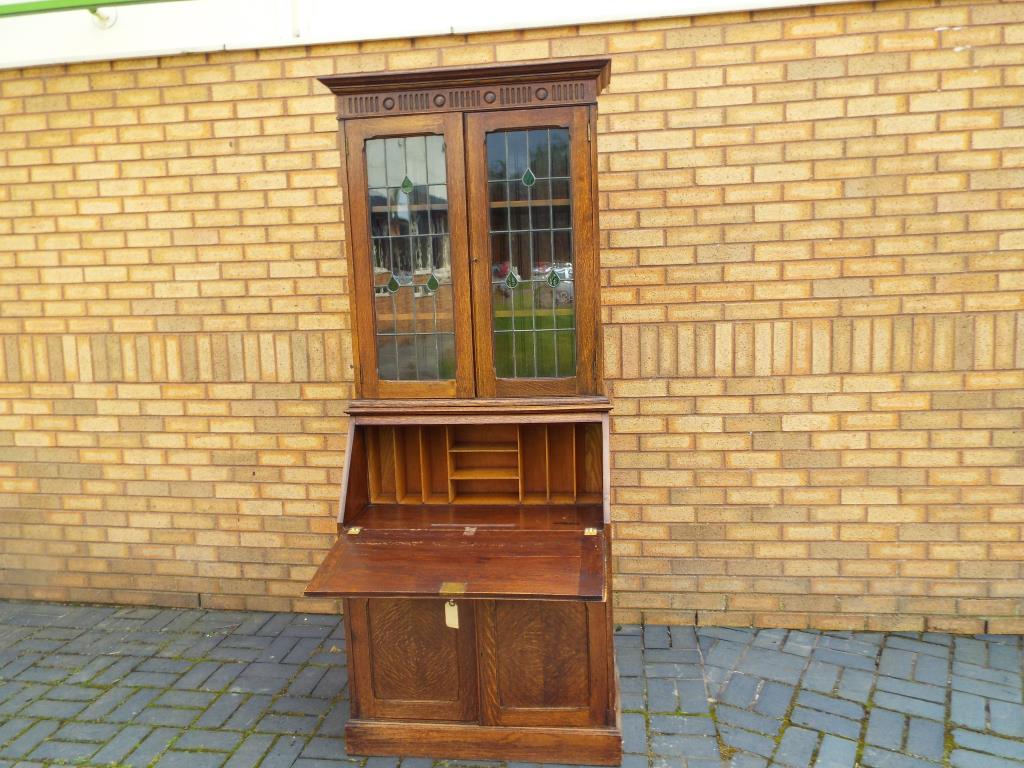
[{"x1": 0, "y1": 0, "x2": 180, "y2": 18}]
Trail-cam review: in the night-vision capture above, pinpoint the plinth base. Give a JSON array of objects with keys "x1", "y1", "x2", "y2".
[{"x1": 345, "y1": 718, "x2": 623, "y2": 766}]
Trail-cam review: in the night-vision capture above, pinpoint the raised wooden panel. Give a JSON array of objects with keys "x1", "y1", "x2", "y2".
[
  {"x1": 477, "y1": 600, "x2": 609, "y2": 727},
  {"x1": 495, "y1": 602, "x2": 589, "y2": 708},
  {"x1": 368, "y1": 599, "x2": 460, "y2": 701},
  {"x1": 348, "y1": 598, "x2": 477, "y2": 722}
]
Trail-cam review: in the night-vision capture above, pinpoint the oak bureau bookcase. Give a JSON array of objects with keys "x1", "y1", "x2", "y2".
[{"x1": 305, "y1": 58, "x2": 619, "y2": 765}]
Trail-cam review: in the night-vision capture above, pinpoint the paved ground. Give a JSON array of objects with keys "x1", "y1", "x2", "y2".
[{"x1": 0, "y1": 602, "x2": 1022, "y2": 768}]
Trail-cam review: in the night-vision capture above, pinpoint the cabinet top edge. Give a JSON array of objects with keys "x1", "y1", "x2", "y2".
[
  {"x1": 318, "y1": 56, "x2": 611, "y2": 98},
  {"x1": 347, "y1": 396, "x2": 612, "y2": 417}
]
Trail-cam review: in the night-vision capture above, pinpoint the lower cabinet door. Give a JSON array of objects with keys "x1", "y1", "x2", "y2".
[
  {"x1": 347, "y1": 598, "x2": 478, "y2": 721},
  {"x1": 477, "y1": 599, "x2": 610, "y2": 727}
]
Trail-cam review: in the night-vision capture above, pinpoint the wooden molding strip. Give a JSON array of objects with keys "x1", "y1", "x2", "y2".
[{"x1": 319, "y1": 57, "x2": 611, "y2": 118}]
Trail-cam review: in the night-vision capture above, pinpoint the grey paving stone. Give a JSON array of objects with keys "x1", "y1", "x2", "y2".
[
  {"x1": 716, "y1": 703, "x2": 783, "y2": 736},
  {"x1": 913, "y1": 654, "x2": 948, "y2": 687},
  {"x1": 644, "y1": 625, "x2": 671, "y2": 649},
  {"x1": 155, "y1": 688, "x2": 217, "y2": 709},
  {"x1": 650, "y1": 734, "x2": 719, "y2": 760},
  {"x1": 861, "y1": 745, "x2": 941, "y2": 768},
  {"x1": 755, "y1": 682, "x2": 794, "y2": 718},
  {"x1": 905, "y1": 717, "x2": 944, "y2": 761},
  {"x1": 261, "y1": 735, "x2": 307, "y2": 768},
  {"x1": 876, "y1": 675, "x2": 946, "y2": 704},
  {"x1": 222, "y1": 734, "x2": 276, "y2": 768},
  {"x1": 0, "y1": 719, "x2": 33, "y2": 748},
  {"x1": 990, "y1": 700, "x2": 1024, "y2": 738},
  {"x1": 621, "y1": 712, "x2": 647, "y2": 754},
  {"x1": 814, "y1": 735, "x2": 857, "y2": 768},
  {"x1": 44, "y1": 682, "x2": 101, "y2": 701},
  {"x1": 175, "y1": 729, "x2": 242, "y2": 752},
  {"x1": 872, "y1": 690, "x2": 945, "y2": 721},
  {"x1": 721, "y1": 673, "x2": 759, "y2": 708},
  {"x1": 649, "y1": 715, "x2": 714, "y2": 736},
  {"x1": 90, "y1": 724, "x2": 153, "y2": 765},
  {"x1": 731, "y1": 755, "x2": 769, "y2": 768},
  {"x1": 647, "y1": 677, "x2": 680, "y2": 712},
  {"x1": 27, "y1": 739, "x2": 99, "y2": 762},
  {"x1": 258, "y1": 713, "x2": 320, "y2": 735},
  {"x1": 107, "y1": 686, "x2": 162, "y2": 722},
  {"x1": 155, "y1": 751, "x2": 227, "y2": 768},
  {"x1": 950, "y1": 691, "x2": 986, "y2": 730},
  {"x1": 790, "y1": 706, "x2": 861, "y2": 740},
  {"x1": 52, "y1": 721, "x2": 121, "y2": 742},
  {"x1": 950, "y1": 749, "x2": 1024, "y2": 768},
  {"x1": 773, "y1": 726, "x2": 819, "y2": 767},
  {"x1": 19, "y1": 697, "x2": 86, "y2": 719},
  {"x1": 124, "y1": 726, "x2": 181, "y2": 768},
  {"x1": 134, "y1": 704, "x2": 198, "y2": 727},
  {"x1": 811, "y1": 647, "x2": 878, "y2": 672},
  {"x1": 0, "y1": 720, "x2": 58, "y2": 759},
  {"x1": 953, "y1": 729, "x2": 1024, "y2": 761},
  {"x1": 802, "y1": 661, "x2": 840, "y2": 693},
  {"x1": 796, "y1": 689, "x2": 865, "y2": 720},
  {"x1": 292, "y1": 759, "x2": 359, "y2": 768},
  {"x1": 866, "y1": 708, "x2": 905, "y2": 750},
  {"x1": 719, "y1": 724, "x2": 776, "y2": 758},
  {"x1": 224, "y1": 693, "x2": 273, "y2": 730},
  {"x1": 195, "y1": 691, "x2": 246, "y2": 728},
  {"x1": 888, "y1": 637, "x2": 950, "y2": 659},
  {"x1": 738, "y1": 648, "x2": 807, "y2": 685},
  {"x1": 951, "y1": 674, "x2": 1020, "y2": 703}
]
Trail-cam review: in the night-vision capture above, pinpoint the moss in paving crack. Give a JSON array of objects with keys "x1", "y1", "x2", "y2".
[{"x1": 852, "y1": 688, "x2": 875, "y2": 766}]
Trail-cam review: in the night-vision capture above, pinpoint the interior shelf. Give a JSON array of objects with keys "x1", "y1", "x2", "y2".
[
  {"x1": 449, "y1": 442, "x2": 518, "y2": 453},
  {"x1": 450, "y1": 467, "x2": 519, "y2": 480}
]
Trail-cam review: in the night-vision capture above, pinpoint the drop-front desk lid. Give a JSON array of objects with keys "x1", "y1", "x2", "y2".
[{"x1": 305, "y1": 523, "x2": 607, "y2": 601}]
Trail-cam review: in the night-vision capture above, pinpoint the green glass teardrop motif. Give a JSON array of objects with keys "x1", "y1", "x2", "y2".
[
  {"x1": 426, "y1": 273, "x2": 439, "y2": 293},
  {"x1": 386, "y1": 274, "x2": 400, "y2": 293},
  {"x1": 400, "y1": 176, "x2": 414, "y2": 194},
  {"x1": 521, "y1": 168, "x2": 536, "y2": 187},
  {"x1": 546, "y1": 269, "x2": 560, "y2": 288},
  {"x1": 504, "y1": 270, "x2": 519, "y2": 290}
]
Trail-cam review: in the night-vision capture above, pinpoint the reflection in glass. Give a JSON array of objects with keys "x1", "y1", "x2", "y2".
[
  {"x1": 486, "y1": 128, "x2": 575, "y2": 379},
  {"x1": 366, "y1": 135, "x2": 454, "y2": 381}
]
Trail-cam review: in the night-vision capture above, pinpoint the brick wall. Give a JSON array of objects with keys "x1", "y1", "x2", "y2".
[{"x1": 1, "y1": 0, "x2": 1022, "y2": 631}]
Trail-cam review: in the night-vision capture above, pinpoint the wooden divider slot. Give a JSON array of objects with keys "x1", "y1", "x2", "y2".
[{"x1": 360, "y1": 421, "x2": 603, "y2": 507}]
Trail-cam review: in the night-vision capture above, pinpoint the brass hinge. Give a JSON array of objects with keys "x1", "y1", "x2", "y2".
[
  {"x1": 587, "y1": 119, "x2": 591, "y2": 143},
  {"x1": 346, "y1": 526, "x2": 361, "y2": 535},
  {"x1": 584, "y1": 527, "x2": 599, "y2": 536}
]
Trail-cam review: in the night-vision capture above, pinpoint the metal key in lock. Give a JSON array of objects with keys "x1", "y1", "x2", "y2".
[{"x1": 444, "y1": 600, "x2": 459, "y2": 629}]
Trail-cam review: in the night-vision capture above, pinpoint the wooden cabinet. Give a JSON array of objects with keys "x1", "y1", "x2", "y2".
[{"x1": 307, "y1": 59, "x2": 619, "y2": 766}]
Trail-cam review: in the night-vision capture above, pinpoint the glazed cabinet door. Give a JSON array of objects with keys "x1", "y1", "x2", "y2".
[
  {"x1": 465, "y1": 106, "x2": 601, "y2": 398},
  {"x1": 343, "y1": 113, "x2": 475, "y2": 399},
  {"x1": 346, "y1": 598, "x2": 478, "y2": 721},
  {"x1": 476, "y1": 599, "x2": 610, "y2": 727}
]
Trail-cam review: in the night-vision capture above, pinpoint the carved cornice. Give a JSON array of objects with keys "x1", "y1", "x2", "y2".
[{"x1": 318, "y1": 57, "x2": 611, "y2": 119}]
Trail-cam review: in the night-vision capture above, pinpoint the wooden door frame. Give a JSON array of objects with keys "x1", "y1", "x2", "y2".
[
  {"x1": 346, "y1": 597, "x2": 479, "y2": 721},
  {"x1": 343, "y1": 112, "x2": 476, "y2": 399},
  {"x1": 475, "y1": 599, "x2": 609, "y2": 727},
  {"x1": 465, "y1": 106, "x2": 601, "y2": 398}
]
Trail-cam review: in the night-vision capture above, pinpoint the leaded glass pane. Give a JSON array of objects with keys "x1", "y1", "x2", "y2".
[
  {"x1": 366, "y1": 135, "x2": 454, "y2": 381},
  {"x1": 487, "y1": 128, "x2": 575, "y2": 379}
]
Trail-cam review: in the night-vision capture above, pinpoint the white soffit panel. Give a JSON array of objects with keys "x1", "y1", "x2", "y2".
[{"x1": 0, "y1": 0, "x2": 849, "y2": 71}]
